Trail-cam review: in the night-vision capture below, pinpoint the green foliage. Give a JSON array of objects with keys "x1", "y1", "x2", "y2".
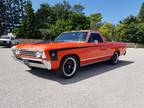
[
  {"x1": 14, "y1": 0, "x2": 41, "y2": 39},
  {"x1": 0, "y1": 0, "x2": 6, "y2": 35},
  {"x1": 68, "y1": 12, "x2": 90, "y2": 30},
  {"x1": 139, "y1": 3, "x2": 144, "y2": 22},
  {"x1": 72, "y1": 4, "x2": 85, "y2": 14},
  {"x1": 5, "y1": 0, "x2": 144, "y2": 43},
  {"x1": 1, "y1": 0, "x2": 26, "y2": 34},
  {"x1": 113, "y1": 24, "x2": 125, "y2": 41},
  {"x1": 13, "y1": 0, "x2": 90, "y2": 39},
  {"x1": 89, "y1": 13, "x2": 102, "y2": 29},
  {"x1": 43, "y1": 13, "x2": 90, "y2": 40},
  {"x1": 46, "y1": 19, "x2": 72, "y2": 40},
  {"x1": 115, "y1": 14, "x2": 144, "y2": 43},
  {"x1": 52, "y1": 0, "x2": 71, "y2": 21},
  {"x1": 36, "y1": 4, "x2": 53, "y2": 28},
  {"x1": 98, "y1": 22, "x2": 114, "y2": 41},
  {"x1": 118, "y1": 22, "x2": 144, "y2": 43},
  {"x1": 98, "y1": 2, "x2": 144, "y2": 43}
]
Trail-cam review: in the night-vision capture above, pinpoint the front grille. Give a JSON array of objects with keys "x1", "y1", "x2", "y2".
[
  {"x1": 3, "y1": 41, "x2": 7, "y2": 43},
  {"x1": 19, "y1": 49, "x2": 36, "y2": 57}
]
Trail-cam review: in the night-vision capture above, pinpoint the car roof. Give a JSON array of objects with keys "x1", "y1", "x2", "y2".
[
  {"x1": 1, "y1": 35, "x2": 8, "y2": 37},
  {"x1": 1, "y1": 35, "x2": 14, "y2": 37},
  {"x1": 80, "y1": 30, "x2": 100, "y2": 33},
  {"x1": 63, "y1": 30, "x2": 100, "y2": 33}
]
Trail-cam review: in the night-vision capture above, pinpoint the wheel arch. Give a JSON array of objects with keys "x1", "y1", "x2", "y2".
[
  {"x1": 115, "y1": 50, "x2": 120, "y2": 56},
  {"x1": 61, "y1": 54, "x2": 80, "y2": 66}
]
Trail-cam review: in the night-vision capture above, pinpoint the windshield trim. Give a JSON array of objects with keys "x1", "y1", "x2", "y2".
[
  {"x1": 1, "y1": 36, "x2": 11, "y2": 39},
  {"x1": 55, "y1": 31, "x2": 88, "y2": 42}
]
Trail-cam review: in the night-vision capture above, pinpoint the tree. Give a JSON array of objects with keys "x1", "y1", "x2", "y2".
[
  {"x1": 47, "y1": 19, "x2": 73, "y2": 40},
  {"x1": 72, "y1": 4, "x2": 85, "y2": 14},
  {"x1": 2, "y1": 0, "x2": 26, "y2": 33},
  {"x1": 14, "y1": 0, "x2": 41, "y2": 39},
  {"x1": 36, "y1": 4, "x2": 53, "y2": 28},
  {"x1": 114, "y1": 24, "x2": 125, "y2": 41},
  {"x1": 89, "y1": 13, "x2": 102, "y2": 29},
  {"x1": 120, "y1": 15, "x2": 140, "y2": 24},
  {"x1": 120, "y1": 23, "x2": 144, "y2": 43},
  {"x1": 139, "y1": 2, "x2": 144, "y2": 22},
  {"x1": 116, "y1": 15, "x2": 144, "y2": 43},
  {"x1": 63, "y1": 0, "x2": 71, "y2": 11},
  {"x1": 0, "y1": 0, "x2": 6, "y2": 35},
  {"x1": 68, "y1": 12, "x2": 90, "y2": 30},
  {"x1": 52, "y1": 1, "x2": 70, "y2": 21},
  {"x1": 98, "y1": 22, "x2": 114, "y2": 41},
  {"x1": 46, "y1": 12, "x2": 90, "y2": 40}
]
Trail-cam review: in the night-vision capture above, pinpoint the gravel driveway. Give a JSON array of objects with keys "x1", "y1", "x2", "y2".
[{"x1": 0, "y1": 47, "x2": 144, "y2": 108}]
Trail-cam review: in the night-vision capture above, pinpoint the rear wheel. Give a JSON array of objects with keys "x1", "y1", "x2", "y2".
[
  {"x1": 110, "y1": 52, "x2": 119, "y2": 65},
  {"x1": 58, "y1": 56, "x2": 78, "y2": 79}
]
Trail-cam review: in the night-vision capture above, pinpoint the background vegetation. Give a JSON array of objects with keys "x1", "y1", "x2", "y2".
[{"x1": 0, "y1": 0, "x2": 144, "y2": 43}]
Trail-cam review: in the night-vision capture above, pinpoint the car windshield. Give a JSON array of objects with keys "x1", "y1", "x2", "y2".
[
  {"x1": 1, "y1": 36, "x2": 11, "y2": 39},
  {"x1": 55, "y1": 32, "x2": 88, "y2": 42}
]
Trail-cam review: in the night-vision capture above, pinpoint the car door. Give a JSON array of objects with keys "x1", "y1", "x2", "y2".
[{"x1": 87, "y1": 33, "x2": 110, "y2": 61}]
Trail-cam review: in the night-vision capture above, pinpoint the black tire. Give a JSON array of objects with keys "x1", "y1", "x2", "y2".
[
  {"x1": 58, "y1": 56, "x2": 79, "y2": 79},
  {"x1": 8, "y1": 42, "x2": 12, "y2": 48},
  {"x1": 110, "y1": 52, "x2": 119, "y2": 65},
  {"x1": 16, "y1": 42, "x2": 19, "y2": 45}
]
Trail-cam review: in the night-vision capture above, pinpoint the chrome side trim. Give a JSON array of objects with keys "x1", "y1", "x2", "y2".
[
  {"x1": 80, "y1": 58, "x2": 110, "y2": 67},
  {"x1": 81, "y1": 55, "x2": 112, "y2": 62},
  {"x1": 22, "y1": 57, "x2": 43, "y2": 62}
]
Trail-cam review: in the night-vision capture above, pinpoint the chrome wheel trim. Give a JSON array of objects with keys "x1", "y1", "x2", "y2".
[{"x1": 63, "y1": 57, "x2": 77, "y2": 77}]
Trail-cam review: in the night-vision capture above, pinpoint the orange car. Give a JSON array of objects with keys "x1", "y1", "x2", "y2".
[{"x1": 12, "y1": 30, "x2": 127, "y2": 78}]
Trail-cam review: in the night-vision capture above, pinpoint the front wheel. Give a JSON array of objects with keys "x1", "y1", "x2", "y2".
[
  {"x1": 58, "y1": 56, "x2": 78, "y2": 79},
  {"x1": 110, "y1": 52, "x2": 119, "y2": 65},
  {"x1": 8, "y1": 42, "x2": 12, "y2": 48}
]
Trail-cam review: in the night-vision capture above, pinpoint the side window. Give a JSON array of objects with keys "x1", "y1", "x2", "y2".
[
  {"x1": 11, "y1": 37, "x2": 14, "y2": 40},
  {"x1": 88, "y1": 33, "x2": 103, "y2": 43}
]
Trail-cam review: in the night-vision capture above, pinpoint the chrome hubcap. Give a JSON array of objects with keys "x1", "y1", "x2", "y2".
[
  {"x1": 63, "y1": 58, "x2": 76, "y2": 77},
  {"x1": 112, "y1": 53, "x2": 119, "y2": 63}
]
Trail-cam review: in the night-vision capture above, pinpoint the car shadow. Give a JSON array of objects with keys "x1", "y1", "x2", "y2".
[
  {"x1": 0, "y1": 46, "x2": 10, "y2": 48},
  {"x1": 27, "y1": 60, "x2": 134, "y2": 85}
]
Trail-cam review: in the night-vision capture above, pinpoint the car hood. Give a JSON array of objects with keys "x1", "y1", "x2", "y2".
[
  {"x1": 0, "y1": 39, "x2": 10, "y2": 41},
  {"x1": 15, "y1": 42, "x2": 87, "y2": 51}
]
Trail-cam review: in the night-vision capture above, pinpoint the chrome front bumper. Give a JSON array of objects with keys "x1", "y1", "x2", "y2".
[{"x1": 13, "y1": 56, "x2": 51, "y2": 70}]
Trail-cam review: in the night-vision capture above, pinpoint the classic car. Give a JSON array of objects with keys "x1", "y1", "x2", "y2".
[
  {"x1": 12, "y1": 30, "x2": 127, "y2": 78},
  {"x1": 0, "y1": 34, "x2": 19, "y2": 47}
]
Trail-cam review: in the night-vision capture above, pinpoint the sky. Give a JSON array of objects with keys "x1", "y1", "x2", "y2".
[{"x1": 31, "y1": 0, "x2": 144, "y2": 24}]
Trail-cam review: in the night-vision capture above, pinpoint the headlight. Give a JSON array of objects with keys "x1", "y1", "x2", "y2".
[
  {"x1": 35, "y1": 51, "x2": 42, "y2": 58},
  {"x1": 15, "y1": 49, "x2": 20, "y2": 55}
]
